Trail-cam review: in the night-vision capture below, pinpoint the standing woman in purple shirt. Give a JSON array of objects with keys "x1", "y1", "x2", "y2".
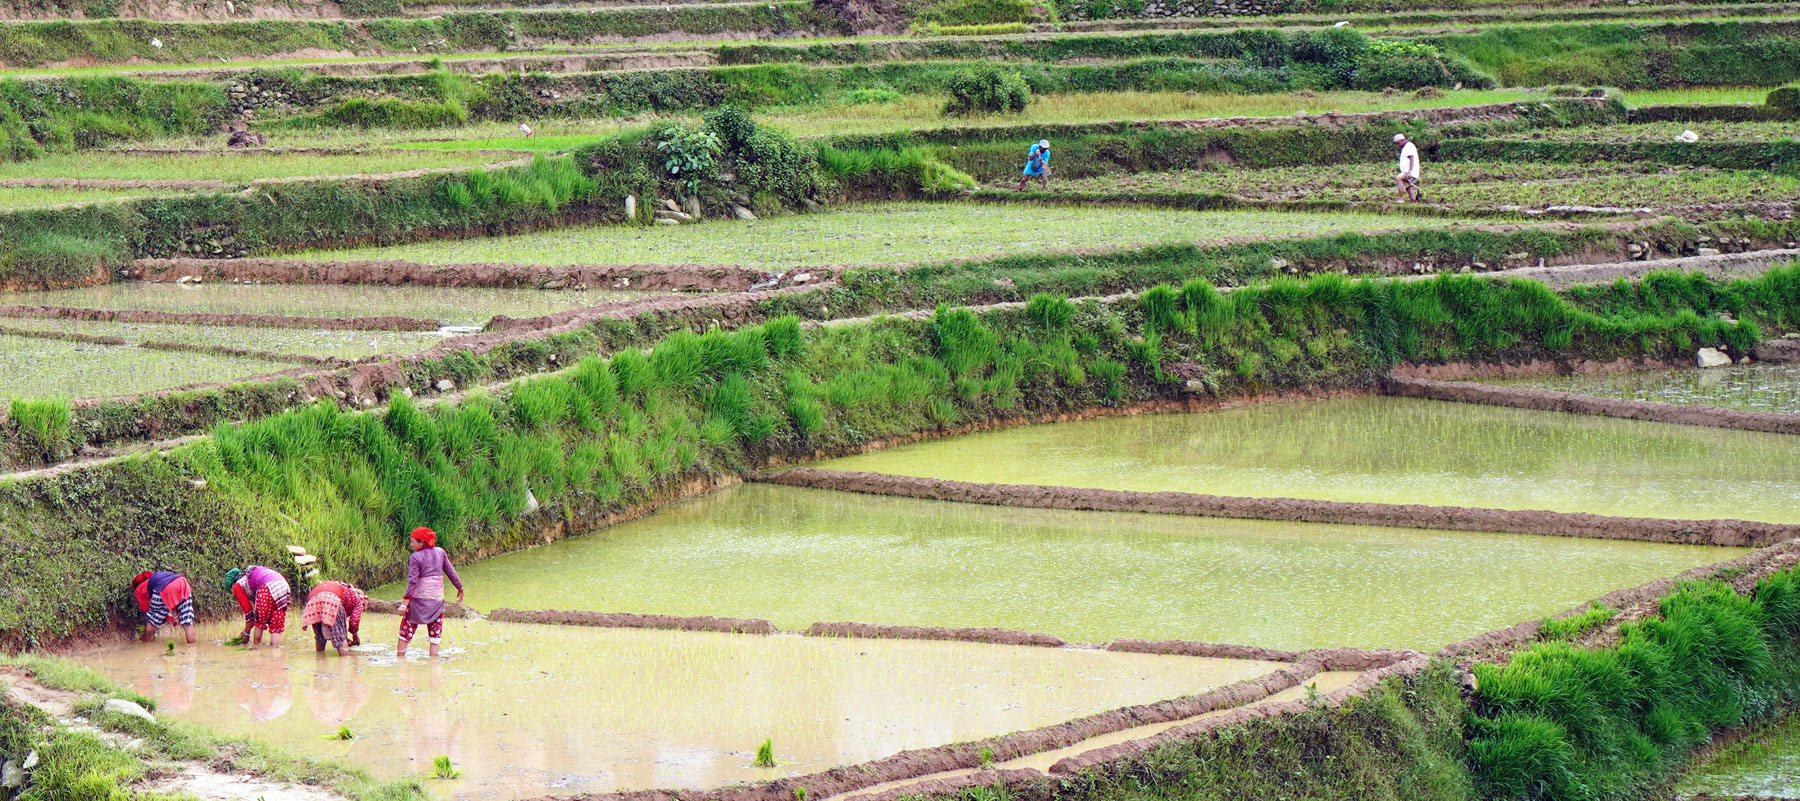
[{"x1": 397, "y1": 526, "x2": 464, "y2": 658}]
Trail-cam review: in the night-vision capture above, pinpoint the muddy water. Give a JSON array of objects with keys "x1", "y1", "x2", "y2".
[
  {"x1": 1675, "y1": 713, "x2": 1800, "y2": 798},
  {"x1": 9, "y1": 283, "x2": 661, "y2": 327},
  {"x1": 1483, "y1": 364, "x2": 1800, "y2": 415},
  {"x1": 75, "y1": 620, "x2": 1279, "y2": 799},
  {"x1": 814, "y1": 396, "x2": 1800, "y2": 523},
  {"x1": 374, "y1": 485, "x2": 1740, "y2": 650}
]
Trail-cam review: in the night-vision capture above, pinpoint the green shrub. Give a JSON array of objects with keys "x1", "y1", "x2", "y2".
[
  {"x1": 845, "y1": 87, "x2": 904, "y2": 105},
  {"x1": 9, "y1": 399, "x2": 72, "y2": 465},
  {"x1": 1768, "y1": 84, "x2": 1800, "y2": 113},
  {"x1": 654, "y1": 124, "x2": 724, "y2": 198},
  {"x1": 942, "y1": 65, "x2": 1033, "y2": 116},
  {"x1": 1353, "y1": 41, "x2": 1458, "y2": 90}
]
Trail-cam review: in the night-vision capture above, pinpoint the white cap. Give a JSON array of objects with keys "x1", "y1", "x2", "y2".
[
  {"x1": 1038, "y1": 139, "x2": 1050, "y2": 148},
  {"x1": 1393, "y1": 133, "x2": 1407, "y2": 143}
]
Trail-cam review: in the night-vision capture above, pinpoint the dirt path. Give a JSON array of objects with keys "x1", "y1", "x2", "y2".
[{"x1": 0, "y1": 666, "x2": 346, "y2": 801}]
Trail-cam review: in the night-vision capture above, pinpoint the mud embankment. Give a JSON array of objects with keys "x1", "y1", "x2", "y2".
[
  {"x1": 0, "y1": 304, "x2": 441, "y2": 332},
  {"x1": 761, "y1": 468, "x2": 1800, "y2": 548},
  {"x1": 125, "y1": 258, "x2": 787, "y2": 293},
  {"x1": 803, "y1": 622, "x2": 1066, "y2": 648},
  {"x1": 1385, "y1": 373, "x2": 1800, "y2": 435},
  {"x1": 487, "y1": 608, "x2": 776, "y2": 634}
]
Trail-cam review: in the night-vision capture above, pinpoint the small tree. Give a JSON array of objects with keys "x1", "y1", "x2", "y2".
[
  {"x1": 654, "y1": 124, "x2": 722, "y2": 198},
  {"x1": 943, "y1": 65, "x2": 1033, "y2": 115}
]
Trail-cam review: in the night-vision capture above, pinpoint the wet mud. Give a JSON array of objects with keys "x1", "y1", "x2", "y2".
[
  {"x1": 803, "y1": 622, "x2": 1067, "y2": 648},
  {"x1": 760, "y1": 468, "x2": 1800, "y2": 547},
  {"x1": 487, "y1": 608, "x2": 776, "y2": 634},
  {"x1": 1386, "y1": 374, "x2": 1800, "y2": 435}
]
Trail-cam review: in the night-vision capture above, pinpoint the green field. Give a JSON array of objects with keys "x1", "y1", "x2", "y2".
[{"x1": 281, "y1": 203, "x2": 1462, "y2": 267}]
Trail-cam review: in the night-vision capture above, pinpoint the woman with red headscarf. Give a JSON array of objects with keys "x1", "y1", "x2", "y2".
[
  {"x1": 397, "y1": 527, "x2": 463, "y2": 658},
  {"x1": 131, "y1": 571, "x2": 197, "y2": 643}
]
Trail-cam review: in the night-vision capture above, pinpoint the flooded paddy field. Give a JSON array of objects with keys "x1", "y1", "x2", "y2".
[
  {"x1": 1675, "y1": 713, "x2": 1800, "y2": 799},
  {"x1": 0, "y1": 150, "x2": 514, "y2": 183},
  {"x1": 14, "y1": 282, "x2": 666, "y2": 328},
  {"x1": 816, "y1": 396, "x2": 1800, "y2": 523},
  {"x1": 0, "y1": 317, "x2": 449, "y2": 360},
  {"x1": 373, "y1": 484, "x2": 1740, "y2": 651},
  {"x1": 0, "y1": 332, "x2": 289, "y2": 404},
  {"x1": 0, "y1": 186, "x2": 178, "y2": 209},
  {"x1": 73, "y1": 619, "x2": 1282, "y2": 798},
  {"x1": 281, "y1": 203, "x2": 1459, "y2": 269},
  {"x1": 1480, "y1": 363, "x2": 1800, "y2": 415}
]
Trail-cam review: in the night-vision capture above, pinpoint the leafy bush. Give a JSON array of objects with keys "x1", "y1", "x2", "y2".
[
  {"x1": 915, "y1": 0, "x2": 1035, "y2": 25},
  {"x1": 942, "y1": 65, "x2": 1033, "y2": 115},
  {"x1": 655, "y1": 124, "x2": 724, "y2": 197},
  {"x1": 1352, "y1": 40, "x2": 1458, "y2": 90}
]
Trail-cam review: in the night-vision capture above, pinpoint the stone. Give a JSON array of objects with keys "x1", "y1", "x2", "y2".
[
  {"x1": 434, "y1": 378, "x2": 455, "y2": 392},
  {"x1": 524, "y1": 487, "x2": 540, "y2": 514},
  {"x1": 684, "y1": 196, "x2": 702, "y2": 219},
  {"x1": 1269, "y1": 256, "x2": 1289, "y2": 271},
  {"x1": 624, "y1": 194, "x2": 636, "y2": 219},
  {"x1": 1182, "y1": 379, "x2": 1208, "y2": 394},
  {"x1": 731, "y1": 204, "x2": 757, "y2": 221},
  {"x1": 1471, "y1": 262, "x2": 1488, "y2": 271},
  {"x1": 1, "y1": 760, "x2": 20, "y2": 789},
  {"x1": 21, "y1": 751, "x2": 36, "y2": 771},
  {"x1": 655, "y1": 209, "x2": 692, "y2": 222},
  {"x1": 662, "y1": 199, "x2": 681, "y2": 212},
  {"x1": 792, "y1": 272, "x2": 811, "y2": 283},
  {"x1": 103, "y1": 698, "x2": 154, "y2": 723},
  {"x1": 654, "y1": 218, "x2": 680, "y2": 226},
  {"x1": 1697, "y1": 347, "x2": 1732, "y2": 368},
  {"x1": 1697, "y1": 247, "x2": 1722, "y2": 257},
  {"x1": 1738, "y1": 356, "x2": 1753, "y2": 365},
  {"x1": 189, "y1": 478, "x2": 207, "y2": 489}
]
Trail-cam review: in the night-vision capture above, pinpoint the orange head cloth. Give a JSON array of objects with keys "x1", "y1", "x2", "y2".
[
  {"x1": 132, "y1": 571, "x2": 153, "y2": 589},
  {"x1": 410, "y1": 527, "x2": 437, "y2": 548}
]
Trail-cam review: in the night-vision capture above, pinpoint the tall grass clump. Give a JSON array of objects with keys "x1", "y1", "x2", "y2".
[
  {"x1": 753, "y1": 738, "x2": 776, "y2": 768},
  {"x1": 8, "y1": 398, "x2": 73, "y2": 465},
  {"x1": 1469, "y1": 569, "x2": 1800, "y2": 800}
]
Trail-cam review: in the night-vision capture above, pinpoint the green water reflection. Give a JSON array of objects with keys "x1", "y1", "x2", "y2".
[{"x1": 1484, "y1": 364, "x2": 1800, "y2": 416}]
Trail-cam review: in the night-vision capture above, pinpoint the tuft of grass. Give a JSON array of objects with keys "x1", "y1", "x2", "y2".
[
  {"x1": 978, "y1": 746, "x2": 996, "y2": 769},
  {"x1": 753, "y1": 738, "x2": 776, "y2": 768},
  {"x1": 322, "y1": 725, "x2": 355, "y2": 741},
  {"x1": 1539, "y1": 603, "x2": 1618, "y2": 641},
  {"x1": 164, "y1": 641, "x2": 176, "y2": 655}
]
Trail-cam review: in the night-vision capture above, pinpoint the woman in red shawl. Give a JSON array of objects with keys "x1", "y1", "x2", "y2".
[
  {"x1": 301, "y1": 580, "x2": 367, "y2": 657},
  {"x1": 131, "y1": 571, "x2": 197, "y2": 643},
  {"x1": 397, "y1": 527, "x2": 463, "y2": 658}
]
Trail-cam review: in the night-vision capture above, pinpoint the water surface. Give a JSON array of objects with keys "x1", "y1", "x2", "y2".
[
  {"x1": 374, "y1": 484, "x2": 1740, "y2": 650},
  {"x1": 75, "y1": 619, "x2": 1275, "y2": 799},
  {"x1": 1483, "y1": 364, "x2": 1800, "y2": 415},
  {"x1": 1676, "y1": 713, "x2": 1800, "y2": 798},
  {"x1": 815, "y1": 396, "x2": 1800, "y2": 523}
]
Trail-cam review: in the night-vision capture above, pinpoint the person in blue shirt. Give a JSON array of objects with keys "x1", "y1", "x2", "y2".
[{"x1": 1015, "y1": 139, "x2": 1051, "y2": 192}]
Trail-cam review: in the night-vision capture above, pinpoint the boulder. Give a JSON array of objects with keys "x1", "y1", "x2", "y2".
[
  {"x1": 731, "y1": 204, "x2": 757, "y2": 221},
  {"x1": 1697, "y1": 247, "x2": 1722, "y2": 257},
  {"x1": 102, "y1": 698, "x2": 154, "y2": 723},
  {"x1": 624, "y1": 194, "x2": 636, "y2": 219},
  {"x1": 1696, "y1": 347, "x2": 1732, "y2": 368},
  {"x1": 434, "y1": 379, "x2": 455, "y2": 392},
  {"x1": 654, "y1": 218, "x2": 680, "y2": 226},
  {"x1": 2, "y1": 760, "x2": 22, "y2": 789}
]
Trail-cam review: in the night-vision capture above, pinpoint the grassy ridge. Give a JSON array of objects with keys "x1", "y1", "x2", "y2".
[{"x1": 4, "y1": 265, "x2": 1793, "y2": 643}]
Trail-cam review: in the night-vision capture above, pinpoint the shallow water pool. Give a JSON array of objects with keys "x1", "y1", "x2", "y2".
[
  {"x1": 75, "y1": 619, "x2": 1277, "y2": 798},
  {"x1": 814, "y1": 396, "x2": 1800, "y2": 523},
  {"x1": 1675, "y1": 713, "x2": 1800, "y2": 798},
  {"x1": 374, "y1": 484, "x2": 1740, "y2": 650}
]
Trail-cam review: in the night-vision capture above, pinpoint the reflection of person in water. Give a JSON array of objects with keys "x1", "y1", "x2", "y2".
[
  {"x1": 136, "y1": 645, "x2": 199, "y2": 714},
  {"x1": 235, "y1": 649, "x2": 292, "y2": 722},
  {"x1": 306, "y1": 662, "x2": 370, "y2": 723},
  {"x1": 399, "y1": 659, "x2": 462, "y2": 775}
]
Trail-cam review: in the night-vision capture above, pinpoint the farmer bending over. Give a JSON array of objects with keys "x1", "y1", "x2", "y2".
[
  {"x1": 1016, "y1": 139, "x2": 1051, "y2": 192},
  {"x1": 227, "y1": 565, "x2": 292, "y2": 650},
  {"x1": 302, "y1": 580, "x2": 367, "y2": 657},
  {"x1": 1394, "y1": 133, "x2": 1421, "y2": 202},
  {"x1": 132, "y1": 571, "x2": 197, "y2": 644}
]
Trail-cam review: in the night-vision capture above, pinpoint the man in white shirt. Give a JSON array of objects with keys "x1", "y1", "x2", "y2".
[{"x1": 1394, "y1": 133, "x2": 1421, "y2": 202}]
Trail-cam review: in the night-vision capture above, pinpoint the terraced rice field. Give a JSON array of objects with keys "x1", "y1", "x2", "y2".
[
  {"x1": 0, "y1": 333, "x2": 290, "y2": 403},
  {"x1": 0, "y1": 317, "x2": 449, "y2": 359},
  {"x1": 1046, "y1": 162, "x2": 1800, "y2": 207},
  {"x1": 815, "y1": 396, "x2": 1800, "y2": 523},
  {"x1": 16, "y1": 282, "x2": 663, "y2": 327},
  {"x1": 77, "y1": 619, "x2": 1273, "y2": 797},
  {"x1": 281, "y1": 203, "x2": 1457, "y2": 267},
  {"x1": 370, "y1": 483, "x2": 1740, "y2": 650},
  {"x1": 1483, "y1": 364, "x2": 1800, "y2": 414},
  {"x1": 0, "y1": 150, "x2": 519, "y2": 183}
]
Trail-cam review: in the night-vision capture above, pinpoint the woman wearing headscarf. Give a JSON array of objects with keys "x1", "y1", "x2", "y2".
[
  {"x1": 227, "y1": 565, "x2": 292, "y2": 649},
  {"x1": 301, "y1": 580, "x2": 367, "y2": 657},
  {"x1": 131, "y1": 571, "x2": 197, "y2": 644},
  {"x1": 397, "y1": 527, "x2": 464, "y2": 658}
]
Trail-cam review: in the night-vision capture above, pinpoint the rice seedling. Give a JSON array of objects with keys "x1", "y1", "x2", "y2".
[
  {"x1": 321, "y1": 725, "x2": 355, "y2": 741},
  {"x1": 978, "y1": 746, "x2": 996, "y2": 769},
  {"x1": 753, "y1": 738, "x2": 776, "y2": 768},
  {"x1": 432, "y1": 755, "x2": 460, "y2": 779},
  {"x1": 164, "y1": 642, "x2": 176, "y2": 656}
]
